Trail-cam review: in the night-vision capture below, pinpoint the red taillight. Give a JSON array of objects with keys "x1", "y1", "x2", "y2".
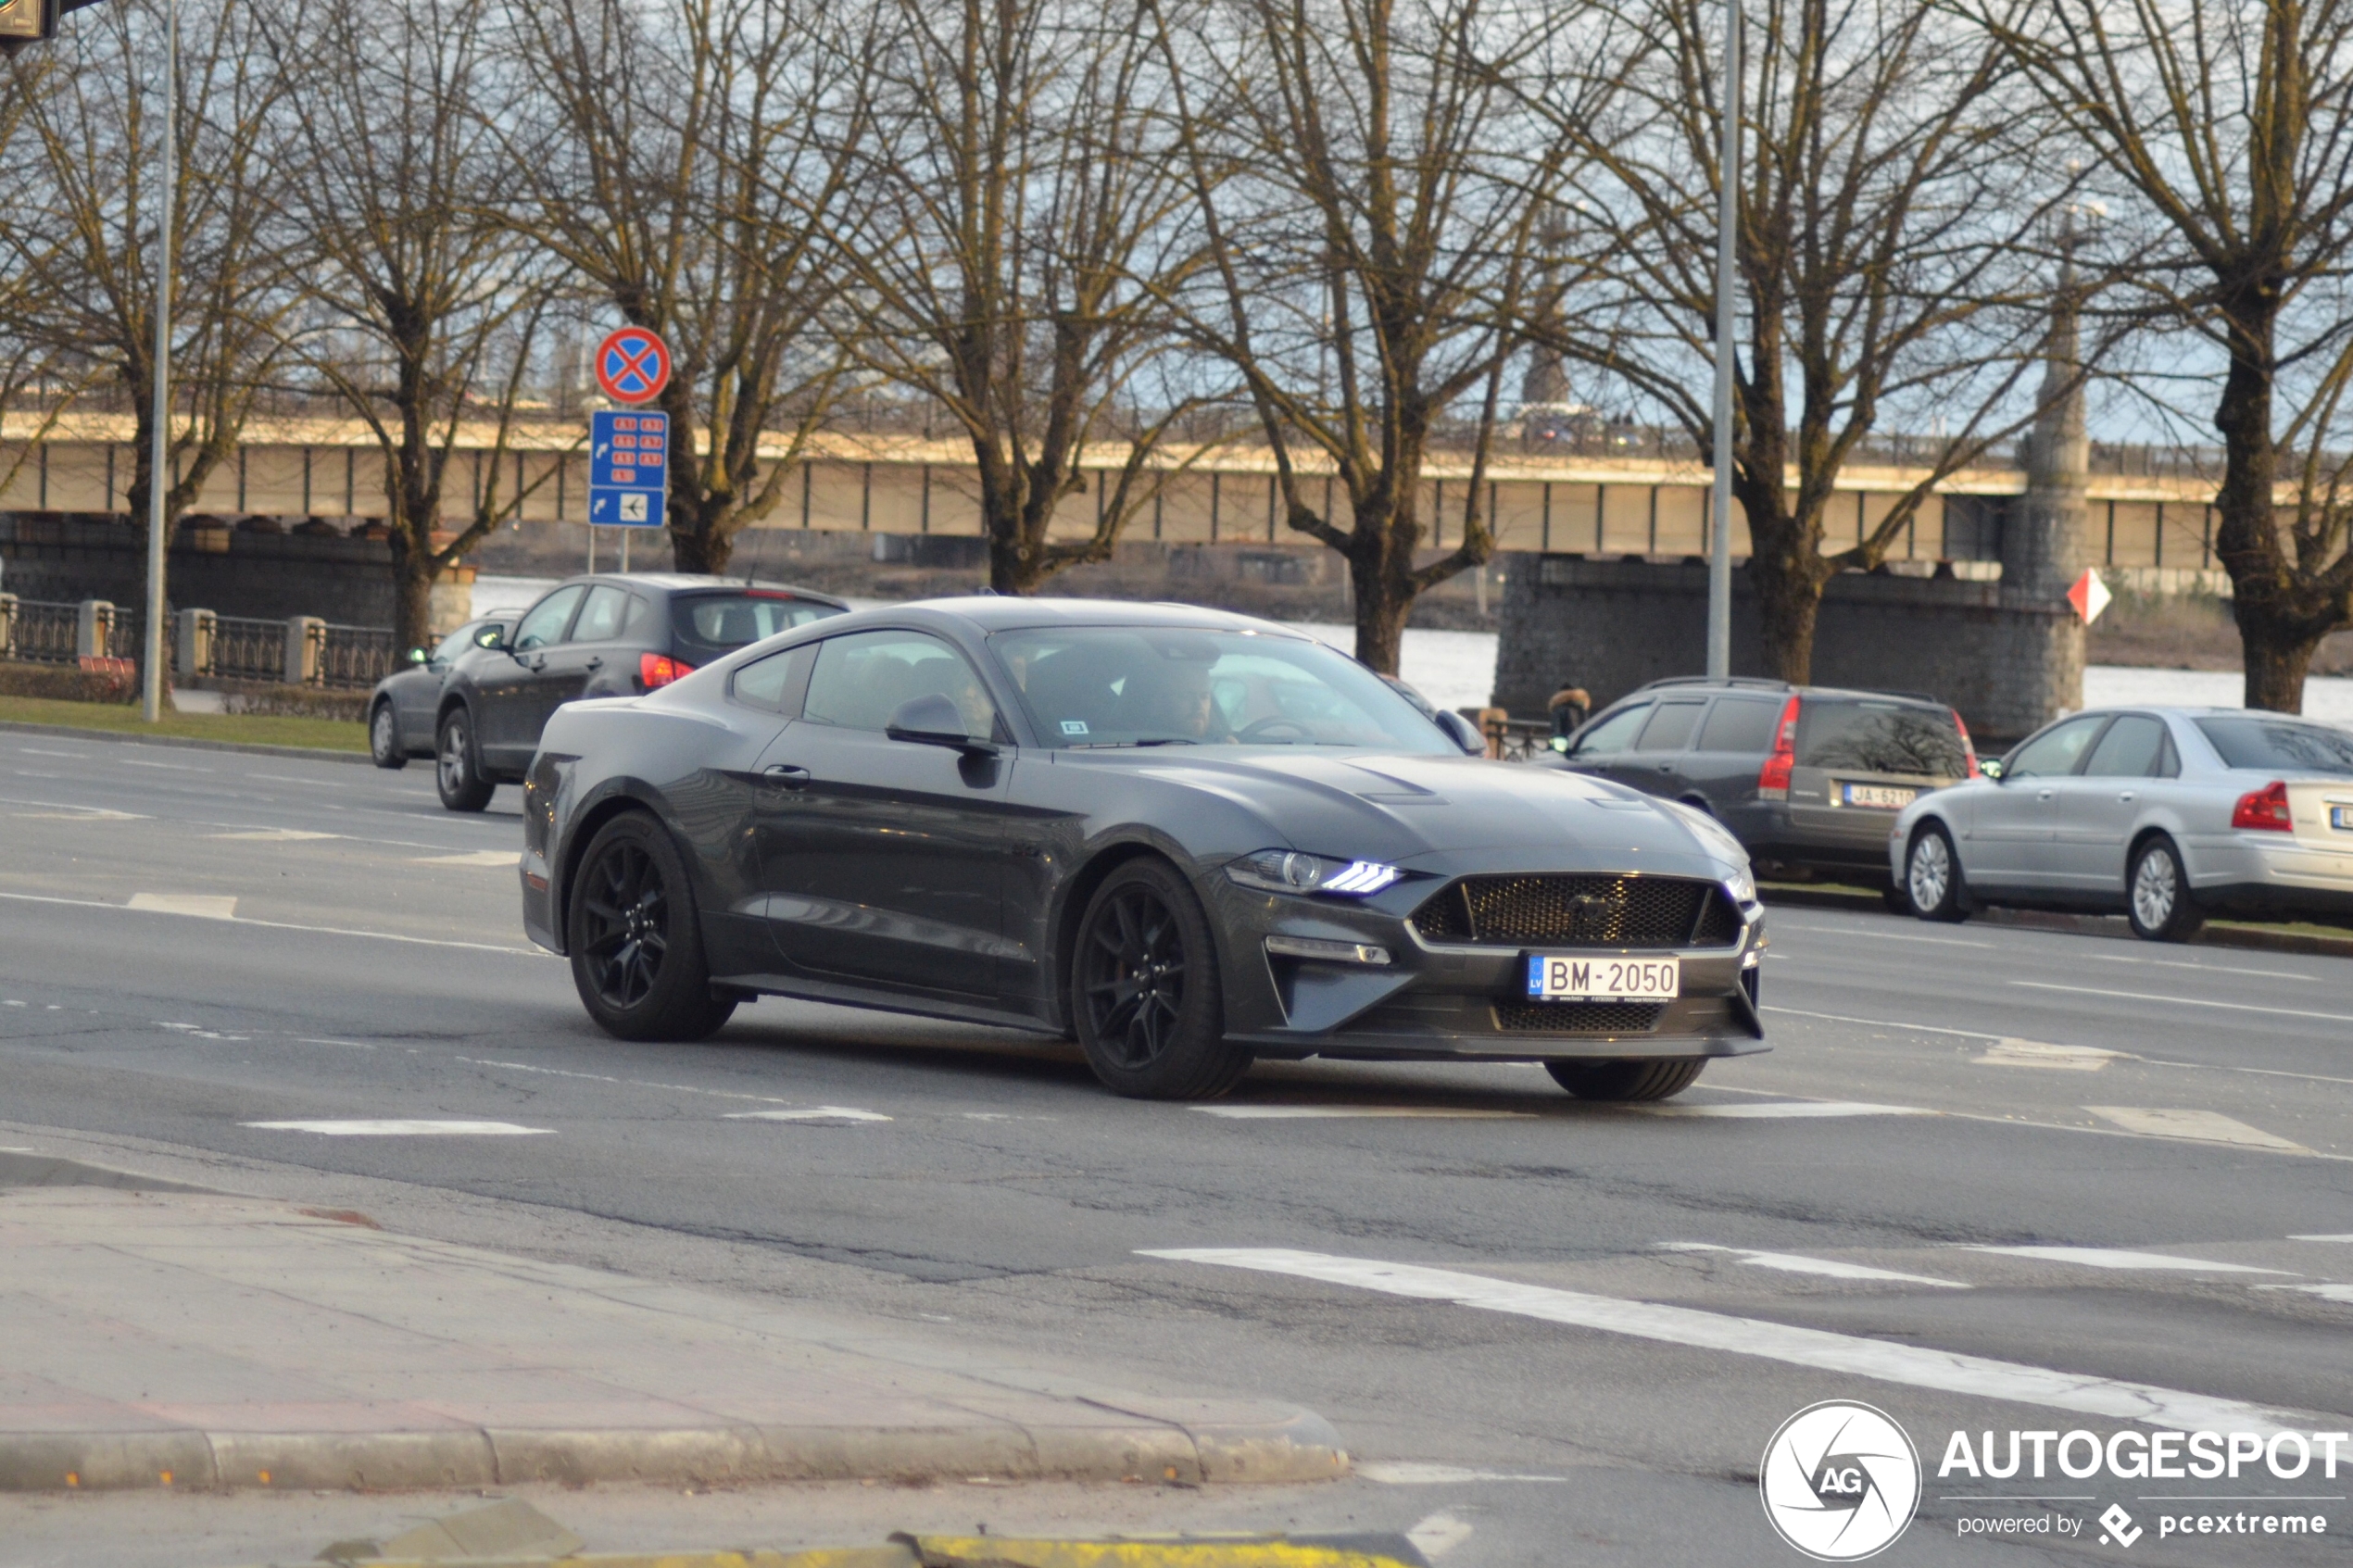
[
  {"x1": 2232, "y1": 779, "x2": 2293, "y2": 832},
  {"x1": 1954, "y1": 709, "x2": 1981, "y2": 778},
  {"x1": 639, "y1": 651, "x2": 693, "y2": 690},
  {"x1": 1757, "y1": 694, "x2": 1801, "y2": 794}
]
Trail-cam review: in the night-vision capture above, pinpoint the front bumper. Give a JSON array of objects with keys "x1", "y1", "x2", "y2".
[{"x1": 1212, "y1": 868, "x2": 1768, "y2": 1062}]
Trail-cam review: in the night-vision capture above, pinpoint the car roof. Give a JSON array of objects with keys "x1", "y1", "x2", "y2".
[
  {"x1": 546, "y1": 572, "x2": 851, "y2": 607},
  {"x1": 884, "y1": 596, "x2": 1313, "y2": 636},
  {"x1": 1628, "y1": 676, "x2": 1947, "y2": 707}
]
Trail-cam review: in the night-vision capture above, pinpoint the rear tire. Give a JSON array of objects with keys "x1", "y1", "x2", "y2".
[
  {"x1": 567, "y1": 813, "x2": 737, "y2": 1041},
  {"x1": 369, "y1": 702, "x2": 408, "y2": 770},
  {"x1": 435, "y1": 709, "x2": 494, "y2": 812},
  {"x1": 1906, "y1": 822, "x2": 1969, "y2": 922},
  {"x1": 1546, "y1": 1058, "x2": 1705, "y2": 1101},
  {"x1": 2127, "y1": 834, "x2": 2205, "y2": 942},
  {"x1": 1071, "y1": 858, "x2": 1250, "y2": 1099}
]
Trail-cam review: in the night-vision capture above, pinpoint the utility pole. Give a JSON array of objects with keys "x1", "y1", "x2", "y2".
[
  {"x1": 1705, "y1": 0, "x2": 1740, "y2": 679},
  {"x1": 140, "y1": 0, "x2": 175, "y2": 723}
]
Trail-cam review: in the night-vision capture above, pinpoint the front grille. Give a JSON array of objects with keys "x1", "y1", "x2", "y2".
[
  {"x1": 1411, "y1": 874, "x2": 1739, "y2": 948},
  {"x1": 1493, "y1": 1001, "x2": 1667, "y2": 1034}
]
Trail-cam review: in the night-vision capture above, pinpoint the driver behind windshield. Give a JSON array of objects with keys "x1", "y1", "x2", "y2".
[{"x1": 1119, "y1": 656, "x2": 1233, "y2": 743}]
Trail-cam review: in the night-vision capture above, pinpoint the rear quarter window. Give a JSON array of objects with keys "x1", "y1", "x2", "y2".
[
  {"x1": 1696, "y1": 696, "x2": 1782, "y2": 752},
  {"x1": 1797, "y1": 700, "x2": 1967, "y2": 777}
]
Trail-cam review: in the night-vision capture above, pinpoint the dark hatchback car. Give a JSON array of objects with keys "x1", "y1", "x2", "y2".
[
  {"x1": 367, "y1": 615, "x2": 513, "y2": 770},
  {"x1": 1545, "y1": 676, "x2": 1978, "y2": 892},
  {"x1": 432, "y1": 573, "x2": 849, "y2": 810}
]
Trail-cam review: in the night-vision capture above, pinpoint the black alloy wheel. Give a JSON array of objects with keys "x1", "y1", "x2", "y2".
[
  {"x1": 2127, "y1": 834, "x2": 2206, "y2": 943},
  {"x1": 1071, "y1": 859, "x2": 1248, "y2": 1099},
  {"x1": 1545, "y1": 1058, "x2": 1705, "y2": 1101},
  {"x1": 566, "y1": 813, "x2": 736, "y2": 1041},
  {"x1": 435, "y1": 709, "x2": 494, "y2": 811},
  {"x1": 369, "y1": 702, "x2": 407, "y2": 770},
  {"x1": 1906, "y1": 822, "x2": 1969, "y2": 922}
]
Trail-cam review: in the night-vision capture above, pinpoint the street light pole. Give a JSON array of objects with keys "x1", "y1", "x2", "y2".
[
  {"x1": 139, "y1": 0, "x2": 175, "y2": 723},
  {"x1": 1705, "y1": 0, "x2": 1740, "y2": 679}
]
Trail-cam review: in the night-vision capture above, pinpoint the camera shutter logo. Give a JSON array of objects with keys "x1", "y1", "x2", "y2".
[{"x1": 1759, "y1": 1400, "x2": 1921, "y2": 1561}]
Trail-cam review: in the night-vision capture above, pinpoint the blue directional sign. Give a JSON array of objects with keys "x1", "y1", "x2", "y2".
[{"x1": 588, "y1": 409, "x2": 667, "y2": 529}]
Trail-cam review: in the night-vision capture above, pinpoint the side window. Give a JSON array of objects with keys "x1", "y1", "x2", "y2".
[
  {"x1": 731, "y1": 644, "x2": 815, "y2": 715},
  {"x1": 2004, "y1": 715, "x2": 2107, "y2": 780},
  {"x1": 620, "y1": 593, "x2": 657, "y2": 640},
  {"x1": 1696, "y1": 696, "x2": 1781, "y2": 752},
  {"x1": 570, "y1": 584, "x2": 630, "y2": 643},
  {"x1": 1635, "y1": 699, "x2": 1706, "y2": 752},
  {"x1": 801, "y1": 630, "x2": 999, "y2": 737},
  {"x1": 1570, "y1": 703, "x2": 1651, "y2": 757},
  {"x1": 2082, "y1": 714, "x2": 2168, "y2": 778},
  {"x1": 511, "y1": 585, "x2": 585, "y2": 652}
]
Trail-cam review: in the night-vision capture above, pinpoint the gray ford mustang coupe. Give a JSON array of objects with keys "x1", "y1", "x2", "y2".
[{"x1": 521, "y1": 598, "x2": 1767, "y2": 1100}]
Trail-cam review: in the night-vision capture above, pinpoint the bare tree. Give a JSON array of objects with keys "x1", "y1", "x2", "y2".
[
  {"x1": 0, "y1": 46, "x2": 99, "y2": 501},
  {"x1": 512, "y1": 0, "x2": 874, "y2": 574},
  {"x1": 268, "y1": 0, "x2": 564, "y2": 653},
  {"x1": 1981, "y1": 0, "x2": 2353, "y2": 712},
  {"x1": 1152, "y1": 0, "x2": 1591, "y2": 673},
  {"x1": 836, "y1": 0, "x2": 1223, "y2": 595},
  {"x1": 4, "y1": 0, "x2": 291, "y2": 544},
  {"x1": 1539, "y1": 0, "x2": 2076, "y2": 683}
]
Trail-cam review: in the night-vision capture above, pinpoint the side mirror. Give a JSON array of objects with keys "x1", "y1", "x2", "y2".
[
  {"x1": 408, "y1": 646, "x2": 428, "y2": 666},
  {"x1": 1981, "y1": 757, "x2": 2006, "y2": 781},
  {"x1": 886, "y1": 694, "x2": 998, "y2": 757},
  {"x1": 1433, "y1": 709, "x2": 1484, "y2": 756}
]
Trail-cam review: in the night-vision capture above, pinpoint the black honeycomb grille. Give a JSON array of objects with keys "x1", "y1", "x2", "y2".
[
  {"x1": 1410, "y1": 874, "x2": 1739, "y2": 949},
  {"x1": 1493, "y1": 1001, "x2": 1667, "y2": 1034}
]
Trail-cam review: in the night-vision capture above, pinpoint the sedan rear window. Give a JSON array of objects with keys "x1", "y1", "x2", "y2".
[
  {"x1": 1796, "y1": 699, "x2": 1967, "y2": 777},
  {"x1": 670, "y1": 592, "x2": 843, "y2": 661},
  {"x1": 2195, "y1": 716, "x2": 2353, "y2": 776}
]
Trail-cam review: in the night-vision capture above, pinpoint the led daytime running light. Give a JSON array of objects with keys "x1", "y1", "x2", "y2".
[{"x1": 1320, "y1": 860, "x2": 1402, "y2": 895}]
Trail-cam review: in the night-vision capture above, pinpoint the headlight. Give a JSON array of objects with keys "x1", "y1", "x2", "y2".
[
  {"x1": 1226, "y1": 849, "x2": 1403, "y2": 897},
  {"x1": 1725, "y1": 866, "x2": 1756, "y2": 907}
]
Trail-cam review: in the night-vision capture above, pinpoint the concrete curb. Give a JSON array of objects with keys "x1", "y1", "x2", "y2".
[
  {"x1": 1762, "y1": 884, "x2": 2353, "y2": 959},
  {"x1": 0, "y1": 718, "x2": 371, "y2": 764},
  {"x1": 0, "y1": 1413, "x2": 1350, "y2": 1495}
]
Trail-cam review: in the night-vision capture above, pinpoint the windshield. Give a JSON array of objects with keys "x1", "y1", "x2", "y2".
[
  {"x1": 2195, "y1": 715, "x2": 2353, "y2": 777},
  {"x1": 992, "y1": 626, "x2": 1456, "y2": 752},
  {"x1": 670, "y1": 591, "x2": 843, "y2": 662}
]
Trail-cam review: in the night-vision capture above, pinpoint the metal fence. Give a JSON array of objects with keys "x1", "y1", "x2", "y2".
[
  {"x1": 209, "y1": 616, "x2": 287, "y2": 682},
  {"x1": 317, "y1": 623, "x2": 396, "y2": 689},
  {"x1": 2, "y1": 599, "x2": 395, "y2": 689},
  {"x1": 8, "y1": 599, "x2": 82, "y2": 665}
]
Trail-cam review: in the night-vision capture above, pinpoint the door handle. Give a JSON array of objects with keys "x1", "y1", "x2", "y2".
[
  {"x1": 761, "y1": 764, "x2": 811, "y2": 787},
  {"x1": 1655, "y1": 762, "x2": 1675, "y2": 771},
  {"x1": 2118, "y1": 791, "x2": 2135, "y2": 802},
  {"x1": 528, "y1": 656, "x2": 547, "y2": 672},
  {"x1": 584, "y1": 657, "x2": 603, "y2": 671},
  {"x1": 2037, "y1": 788, "x2": 2055, "y2": 801}
]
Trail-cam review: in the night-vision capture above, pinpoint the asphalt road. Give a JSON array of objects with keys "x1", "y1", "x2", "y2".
[{"x1": 2, "y1": 729, "x2": 2349, "y2": 1567}]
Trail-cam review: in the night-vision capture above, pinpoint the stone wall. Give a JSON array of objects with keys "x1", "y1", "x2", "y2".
[
  {"x1": 1493, "y1": 555, "x2": 2082, "y2": 745},
  {"x1": 1, "y1": 514, "x2": 397, "y2": 625}
]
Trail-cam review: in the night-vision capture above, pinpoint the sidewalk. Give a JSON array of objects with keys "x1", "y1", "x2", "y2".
[{"x1": 0, "y1": 1159, "x2": 1346, "y2": 1495}]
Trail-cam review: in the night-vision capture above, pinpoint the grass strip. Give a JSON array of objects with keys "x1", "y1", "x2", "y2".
[{"x1": 0, "y1": 695, "x2": 368, "y2": 752}]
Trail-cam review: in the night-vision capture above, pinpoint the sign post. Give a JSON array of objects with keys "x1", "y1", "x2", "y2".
[{"x1": 588, "y1": 328, "x2": 672, "y2": 572}]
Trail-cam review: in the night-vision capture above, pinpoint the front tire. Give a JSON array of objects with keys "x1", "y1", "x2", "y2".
[
  {"x1": 1906, "y1": 822, "x2": 1969, "y2": 922},
  {"x1": 369, "y1": 702, "x2": 408, "y2": 770},
  {"x1": 2128, "y1": 834, "x2": 2205, "y2": 942},
  {"x1": 1071, "y1": 859, "x2": 1249, "y2": 1099},
  {"x1": 1546, "y1": 1059, "x2": 1705, "y2": 1101},
  {"x1": 435, "y1": 709, "x2": 494, "y2": 812},
  {"x1": 567, "y1": 813, "x2": 737, "y2": 1041}
]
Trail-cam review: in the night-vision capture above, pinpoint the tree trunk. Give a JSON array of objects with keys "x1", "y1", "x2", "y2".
[
  {"x1": 1746, "y1": 545, "x2": 1824, "y2": 684},
  {"x1": 1348, "y1": 508, "x2": 1418, "y2": 674},
  {"x1": 669, "y1": 516, "x2": 731, "y2": 575},
  {"x1": 2240, "y1": 626, "x2": 2316, "y2": 713},
  {"x1": 392, "y1": 552, "x2": 436, "y2": 657},
  {"x1": 2209, "y1": 295, "x2": 2307, "y2": 712}
]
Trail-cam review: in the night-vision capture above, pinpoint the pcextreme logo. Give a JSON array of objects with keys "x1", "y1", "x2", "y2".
[{"x1": 1761, "y1": 1400, "x2": 1923, "y2": 1561}]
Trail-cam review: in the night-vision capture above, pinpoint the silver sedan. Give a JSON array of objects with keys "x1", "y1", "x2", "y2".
[{"x1": 1888, "y1": 705, "x2": 2353, "y2": 940}]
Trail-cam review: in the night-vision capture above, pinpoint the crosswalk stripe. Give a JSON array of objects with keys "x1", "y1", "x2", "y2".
[
  {"x1": 1629, "y1": 1100, "x2": 1932, "y2": 1120},
  {"x1": 1963, "y1": 1246, "x2": 2293, "y2": 1275},
  {"x1": 1657, "y1": 1242, "x2": 1970, "y2": 1288},
  {"x1": 1194, "y1": 1106, "x2": 1534, "y2": 1120},
  {"x1": 1139, "y1": 1248, "x2": 2311, "y2": 1435},
  {"x1": 724, "y1": 1106, "x2": 893, "y2": 1123},
  {"x1": 243, "y1": 1120, "x2": 551, "y2": 1135},
  {"x1": 2085, "y1": 1107, "x2": 2309, "y2": 1152}
]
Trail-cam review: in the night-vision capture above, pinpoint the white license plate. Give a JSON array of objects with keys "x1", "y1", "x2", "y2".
[
  {"x1": 1525, "y1": 955, "x2": 1680, "y2": 1001},
  {"x1": 2333, "y1": 806, "x2": 2353, "y2": 831},
  {"x1": 1842, "y1": 783, "x2": 1918, "y2": 809}
]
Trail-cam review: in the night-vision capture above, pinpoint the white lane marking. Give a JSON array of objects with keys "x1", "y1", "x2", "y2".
[
  {"x1": 413, "y1": 849, "x2": 521, "y2": 868},
  {"x1": 1194, "y1": 1105, "x2": 1536, "y2": 1120},
  {"x1": 248, "y1": 773, "x2": 339, "y2": 786},
  {"x1": 2260, "y1": 1285, "x2": 2353, "y2": 1304},
  {"x1": 2080, "y1": 951, "x2": 2320, "y2": 982},
  {"x1": 1406, "y1": 1511, "x2": 1474, "y2": 1559},
  {"x1": 2291, "y1": 1234, "x2": 2353, "y2": 1243},
  {"x1": 116, "y1": 759, "x2": 211, "y2": 771},
  {"x1": 2, "y1": 1000, "x2": 22, "y2": 1006},
  {"x1": 0, "y1": 890, "x2": 547, "y2": 956},
  {"x1": 244, "y1": 1120, "x2": 552, "y2": 1135},
  {"x1": 1141, "y1": 1248, "x2": 2310, "y2": 1434},
  {"x1": 1965, "y1": 1246, "x2": 2294, "y2": 1275},
  {"x1": 1976, "y1": 1040, "x2": 2127, "y2": 1071},
  {"x1": 127, "y1": 893, "x2": 238, "y2": 919},
  {"x1": 2013, "y1": 981, "x2": 2353, "y2": 1025},
  {"x1": 2086, "y1": 1107, "x2": 2309, "y2": 1152},
  {"x1": 17, "y1": 748, "x2": 89, "y2": 759},
  {"x1": 1629, "y1": 1100, "x2": 1934, "y2": 1120},
  {"x1": 459, "y1": 1058, "x2": 806, "y2": 1106},
  {"x1": 1657, "y1": 1242, "x2": 1970, "y2": 1289},
  {"x1": 294, "y1": 1037, "x2": 378, "y2": 1050},
  {"x1": 1764, "y1": 1005, "x2": 2000, "y2": 1039},
  {"x1": 1769, "y1": 922, "x2": 1993, "y2": 947},
  {"x1": 9, "y1": 808, "x2": 147, "y2": 821},
  {"x1": 1358, "y1": 1462, "x2": 1568, "y2": 1484},
  {"x1": 209, "y1": 828, "x2": 336, "y2": 842},
  {"x1": 724, "y1": 1106, "x2": 893, "y2": 1123}
]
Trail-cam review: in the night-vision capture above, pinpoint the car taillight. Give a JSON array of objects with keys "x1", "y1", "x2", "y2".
[
  {"x1": 639, "y1": 651, "x2": 693, "y2": 690},
  {"x1": 1756, "y1": 694, "x2": 1801, "y2": 795},
  {"x1": 2231, "y1": 779, "x2": 2293, "y2": 832},
  {"x1": 1953, "y1": 709, "x2": 1981, "y2": 779}
]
